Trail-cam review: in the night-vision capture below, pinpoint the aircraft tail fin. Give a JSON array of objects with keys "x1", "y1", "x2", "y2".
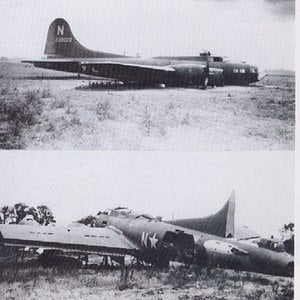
[
  {"x1": 224, "y1": 190, "x2": 235, "y2": 238},
  {"x1": 44, "y1": 18, "x2": 124, "y2": 58},
  {"x1": 168, "y1": 190, "x2": 235, "y2": 238}
]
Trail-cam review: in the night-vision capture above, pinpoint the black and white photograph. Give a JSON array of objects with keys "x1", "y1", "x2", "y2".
[
  {"x1": 0, "y1": 0, "x2": 297, "y2": 299},
  {"x1": 0, "y1": 0, "x2": 295, "y2": 151},
  {"x1": 0, "y1": 151, "x2": 295, "y2": 299}
]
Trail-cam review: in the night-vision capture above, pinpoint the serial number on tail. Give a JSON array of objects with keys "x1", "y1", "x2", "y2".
[{"x1": 55, "y1": 37, "x2": 73, "y2": 43}]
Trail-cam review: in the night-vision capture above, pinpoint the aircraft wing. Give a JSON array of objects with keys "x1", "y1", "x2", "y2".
[
  {"x1": 81, "y1": 61, "x2": 175, "y2": 82},
  {"x1": 23, "y1": 59, "x2": 83, "y2": 74},
  {"x1": 23, "y1": 59, "x2": 175, "y2": 83},
  {"x1": 0, "y1": 224, "x2": 138, "y2": 257}
]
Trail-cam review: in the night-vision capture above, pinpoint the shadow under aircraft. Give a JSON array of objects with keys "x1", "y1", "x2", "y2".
[
  {"x1": 23, "y1": 18, "x2": 231, "y2": 89},
  {"x1": 0, "y1": 192, "x2": 293, "y2": 277}
]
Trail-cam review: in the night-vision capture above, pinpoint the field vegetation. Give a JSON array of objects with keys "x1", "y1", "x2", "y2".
[
  {"x1": 0, "y1": 259, "x2": 294, "y2": 300},
  {"x1": 0, "y1": 62, "x2": 295, "y2": 150}
]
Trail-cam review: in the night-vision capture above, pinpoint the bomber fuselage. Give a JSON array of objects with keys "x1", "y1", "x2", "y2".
[
  {"x1": 95, "y1": 208, "x2": 293, "y2": 277},
  {"x1": 154, "y1": 55, "x2": 259, "y2": 85}
]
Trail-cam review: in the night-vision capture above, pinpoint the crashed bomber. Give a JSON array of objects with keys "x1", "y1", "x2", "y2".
[
  {"x1": 0, "y1": 192, "x2": 293, "y2": 277},
  {"x1": 23, "y1": 18, "x2": 258, "y2": 88}
]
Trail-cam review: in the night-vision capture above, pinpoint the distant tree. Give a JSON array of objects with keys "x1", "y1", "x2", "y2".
[
  {"x1": 279, "y1": 222, "x2": 294, "y2": 239},
  {"x1": 37, "y1": 205, "x2": 56, "y2": 225},
  {"x1": 0, "y1": 204, "x2": 23, "y2": 224},
  {"x1": 0, "y1": 203, "x2": 56, "y2": 225},
  {"x1": 77, "y1": 215, "x2": 96, "y2": 227},
  {"x1": 279, "y1": 222, "x2": 294, "y2": 255},
  {"x1": 0, "y1": 205, "x2": 11, "y2": 223},
  {"x1": 283, "y1": 222, "x2": 294, "y2": 233},
  {"x1": 14, "y1": 203, "x2": 29, "y2": 223}
]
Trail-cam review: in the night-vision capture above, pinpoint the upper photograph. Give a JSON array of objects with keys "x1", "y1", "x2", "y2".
[{"x1": 0, "y1": 0, "x2": 295, "y2": 150}]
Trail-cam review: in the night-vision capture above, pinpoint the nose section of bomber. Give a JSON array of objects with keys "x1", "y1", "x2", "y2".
[
  {"x1": 248, "y1": 65, "x2": 259, "y2": 83},
  {"x1": 270, "y1": 254, "x2": 294, "y2": 277},
  {"x1": 248, "y1": 247, "x2": 294, "y2": 277},
  {"x1": 194, "y1": 238, "x2": 294, "y2": 277},
  {"x1": 286, "y1": 261, "x2": 294, "y2": 277}
]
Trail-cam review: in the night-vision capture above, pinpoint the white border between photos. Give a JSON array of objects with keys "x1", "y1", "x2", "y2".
[{"x1": 294, "y1": 0, "x2": 299, "y2": 297}]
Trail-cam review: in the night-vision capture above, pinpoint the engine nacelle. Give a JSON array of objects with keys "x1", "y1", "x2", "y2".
[
  {"x1": 209, "y1": 68, "x2": 224, "y2": 87},
  {"x1": 169, "y1": 64, "x2": 208, "y2": 87}
]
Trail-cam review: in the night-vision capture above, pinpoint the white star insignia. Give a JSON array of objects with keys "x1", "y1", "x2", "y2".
[{"x1": 149, "y1": 233, "x2": 159, "y2": 248}]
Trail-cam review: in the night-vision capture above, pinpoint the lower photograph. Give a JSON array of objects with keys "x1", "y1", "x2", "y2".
[{"x1": 0, "y1": 151, "x2": 294, "y2": 299}]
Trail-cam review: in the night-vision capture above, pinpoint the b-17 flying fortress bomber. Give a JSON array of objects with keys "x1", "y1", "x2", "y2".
[
  {"x1": 0, "y1": 192, "x2": 293, "y2": 278},
  {"x1": 0, "y1": 1, "x2": 295, "y2": 299},
  {"x1": 23, "y1": 18, "x2": 258, "y2": 88}
]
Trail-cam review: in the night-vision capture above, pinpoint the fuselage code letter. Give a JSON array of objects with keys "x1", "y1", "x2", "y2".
[{"x1": 57, "y1": 25, "x2": 64, "y2": 36}]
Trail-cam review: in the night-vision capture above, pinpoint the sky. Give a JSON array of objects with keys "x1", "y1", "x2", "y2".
[
  {"x1": 0, "y1": 151, "x2": 294, "y2": 238},
  {"x1": 0, "y1": 0, "x2": 295, "y2": 70}
]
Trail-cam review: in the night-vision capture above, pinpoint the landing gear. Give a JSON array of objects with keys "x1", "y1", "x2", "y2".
[
  {"x1": 157, "y1": 83, "x2": 166, "y2": 89},
  {"x1": 218, "y1": 78, "x2": 224, "y2": 87},
  {"x1": 200, "y1": 76, "x2": 209, "y2": 90}
]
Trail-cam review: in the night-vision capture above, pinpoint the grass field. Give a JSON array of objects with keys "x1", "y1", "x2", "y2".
[
  {"x1": 0, "y1": 62, "x2": 295, "y2": 150},
  {"x1": 0, "y1": 262, "x2": 294, "y2": 300}
]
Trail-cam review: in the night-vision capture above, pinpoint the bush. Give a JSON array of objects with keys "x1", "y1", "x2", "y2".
[
  {"x1": 21, "y1": 90, "x2": 43, "y2": 125},
  {"x1": 0, "y1": 85, "x2": 10, "y2": 95},
  {"x1": 0, "y1": 89, "x2": 46, "y2": 149},
  {"x1": 50, "y1": 98, "x2": 66, "y2": 109},
  {"x1": 41, "y1": 87, "x2": 51, "y2": 98},
  {"x1": 96, "y1": 101, "x2": 113, "y2": 121}
]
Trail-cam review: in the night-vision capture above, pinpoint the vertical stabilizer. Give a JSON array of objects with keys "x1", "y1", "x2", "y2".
[
  {"x1": 167, "y1": 190, "x2": 235, "y2": 238},
  {"x1": 225, "y1": 189, "x2": 235, "y2": 238},
  {"x1": 44, "y1": 18, "x2": 125, "y2": 58}
]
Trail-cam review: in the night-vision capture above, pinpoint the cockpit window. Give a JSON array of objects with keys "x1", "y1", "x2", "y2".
[
  {"x1": 213, "y1": 57, "x2": 223, "y2": 62},
  {"x1": 250, "y1": 68, "x2": 257, "y2": 73},
  {"x1": 239, "y1": 69, "x2": 246, "y2": 73},
  {"x1": 233, "y1": 69, "x2": 239, "y2": 73}
]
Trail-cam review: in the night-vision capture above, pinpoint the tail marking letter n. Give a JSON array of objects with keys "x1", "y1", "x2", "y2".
[{"x1": 57, "y1": 25, "x2": 64, "y2": 36}]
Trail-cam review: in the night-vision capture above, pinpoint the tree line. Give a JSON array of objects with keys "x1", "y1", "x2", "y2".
[{"x1": 0, "y1": 203, "x2": 56, "y2": 225}]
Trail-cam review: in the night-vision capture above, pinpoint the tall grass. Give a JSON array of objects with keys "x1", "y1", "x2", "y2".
[
  {"x1": 0, "y1": 88, "x2": 47, "y2": 149},
  {"x1": 0, "y1": 261, "x2": 294, "y2": 299}
]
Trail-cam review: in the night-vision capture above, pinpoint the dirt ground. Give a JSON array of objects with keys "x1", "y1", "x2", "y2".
[
  {"x1": 0, "y1": 264, "x2": 294, "y2": 300},
  {"x1": 0, "y1": 62, "x2": 295, "y2": 150}
]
